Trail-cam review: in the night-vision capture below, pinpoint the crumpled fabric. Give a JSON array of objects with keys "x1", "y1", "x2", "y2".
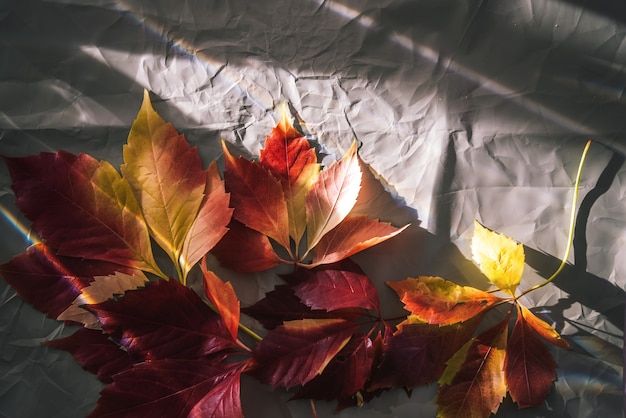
[{"x1": 0, "y1": 0, "x2": 624, "y2": 417}]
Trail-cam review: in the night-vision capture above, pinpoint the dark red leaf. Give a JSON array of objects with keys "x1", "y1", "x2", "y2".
[
  {"x1": 505, "y1": 305, "x2": 557, "y2": 408},
  {"x1": 0, "y1": 243, "x2": 129, "y2": 320},
  {"x1": 250, "y1": 318, "x2": 358, "y2": 389},
  {"x1": 289, "y1": 260, "x2": 380, "y2": 312},
  {"x1": 241, "y1": 285, "x2": 359, "y2": 330},
  {"x1": 293, "y1": 333, "x2": 374, "y2": 401},
  {"x1": 371, "y1": 318, "x2": 480, "y2": 390},
  {"x1": 88, "y1": 358, "x2": 246, "y2": 418},
  {"x1": 88, "y1": 279, "x2": 237, "y2": 360},
  {"x1": 44, "y1": 327, "x2": 135, "y2": 383},
  {"x1": 211, "y1": 220, "x2": 280, "y2": 273}
]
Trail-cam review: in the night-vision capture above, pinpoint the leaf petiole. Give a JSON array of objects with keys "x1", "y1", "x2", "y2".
[{"x1": 516, "y1": 139, "x2": 592, "y2": 300}]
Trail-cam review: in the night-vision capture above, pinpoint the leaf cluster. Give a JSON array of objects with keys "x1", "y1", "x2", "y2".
[{"x1": 0, "y1": 92, "x2": 573, "y2": 418}]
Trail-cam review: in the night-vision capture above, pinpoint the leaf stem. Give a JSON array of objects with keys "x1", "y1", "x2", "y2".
[
  {"x1": 238, "y1": 322, "x2": 264, "y2": 342},
  {"x1": 516, "y1": 139, "x2": 592, "y2": 300}
]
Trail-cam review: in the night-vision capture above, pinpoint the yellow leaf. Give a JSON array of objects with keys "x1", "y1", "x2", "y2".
[
  {"x1": 471, "y1": 220, "x2": 524, "y2": 296},
  {"x1": 121, "y1": 90, "x2": 207, "y2": 275}
]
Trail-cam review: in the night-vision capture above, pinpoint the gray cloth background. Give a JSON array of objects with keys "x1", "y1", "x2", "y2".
[{"x1": 0, "y1": 0, "x2": 624, "y2": 417}]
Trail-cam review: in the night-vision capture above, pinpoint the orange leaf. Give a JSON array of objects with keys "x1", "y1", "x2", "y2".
[
  {"x1": 505, "y1": 305, "x2": 558, "y2": 408},
  {"x1": 519, "y1": 305, "x2": 570, "y2": 349},
  {"x1": 222, "y1": 141, "x2": 291, "y2": 252},
  {"x1": 259, "y1": 104, "x2": 319, "y2": 243},
  {"x1": 200, "y1": 257, "x2": 240, "y2": 342},
  {"x1": 387, "y1": 276, "x2": 503, "y2": 325},
  {"x1": 437, "y1": 316, "x2": 509, "y2": 418},
  {"x1": 121, "y1": 90, "x2": 207, "y2": 272},
  {"x1": 180, "y1": 162, "x2": 233, "y2": 279},
  {"x1": 305, "y1": 141, "x2": 361, "y2": 252},
  {"x1": 308, "y1": 215, "x2": 409, "y2": 267}
]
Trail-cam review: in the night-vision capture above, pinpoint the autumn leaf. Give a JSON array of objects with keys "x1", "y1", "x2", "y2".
[
  {"x1": 57, "y1": 271, "x2": 148, "y2": 329},
  {"x1": 250, "y1": 318, "x2": 358, "y2": 389},
  {"x1": 436, "y1": 316, "x2": 509, "y2": 418},
  {"x1": 292, "y1": 333, "x2": 374, "y2": 402},
  {"x1": 0, "y1": 243, "x2": 131, "y2": 320},
  {"x1": 472, "y1": 220, "x2": 524, "y2": 296},
  {"x1": 259, "y1": 103, "x2": 319, "y2": 243},
  {"x1": 88, "y1": 279, "x2": 238, "y2": 360},
  {"x1": 88, "y1": 358, "x2": 246, "y2": 418},
  {"x1": 387, "y1": 276, "x2": 503, "y2": 325},
  {"x1": 305, "y1": 141, "x2": 361, "y2": 252},
  {"x1": 44, "y1": 327, "x2": 135, "y2": 383},
  {"x1": 121, "y1": 90, "x2": 207, "y2": 279},
  {"x1": 241, "y1": 285, "x2": 342, "y2": 330},
  {"x1": 4, "y1": 151, "x2": 165, "y2": 277},
  {"x1": 222, "y1": 141, "x2": 291, "y2": 252},
  {"x1": 288, "y1": 260, "x2": 380, "y2": 312},
  {"x1": 180, "y1": 162, "x2": 233, "y2": 279},
  {"x1": 200, "y1": 256, "x2": 240, "y2": 342},
  {"x1": 504, "y1": 305, "x2": 558, "y2": 408},
  {"x1": 371, "y1": 317, "x2": 480, "y2": 390},
  {"x1": 211, "y1": 220, "x2": 280, "y2": 273},
  {"x1": 519, "y1": 304, "x2": 570, "y2": 349}
]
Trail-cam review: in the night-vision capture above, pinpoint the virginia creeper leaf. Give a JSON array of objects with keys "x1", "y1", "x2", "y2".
[
  {"x1": 505, "y1": 305, "x2": 557, "y2": 408},
  {"x1": 222, "y1": 141, "x2": 291, "y2": 252},
  {"x1": 290, "y1": 261, "x2": 380, "y2": 311},
  {"x1": 519, "y1": 305, "x2": 570, "y2": 349},
  {"x1": 250, "y1": 318, "x2": 358, "y2": 389},
  {"x1": 309, "y1": 214, "x2": 409, "y2": 267},
  {"x1": 259, "y1": 104, "x2": 319, "y2": 243},
  {"x1": 471, "y1": 220, "x2": 524, "y2": 296},
  {"x1": 88, "y1": 358, "x2": 246, "y2": 418},
  {"x1": 436, "y1": 316, "x2": 509, "y2": 418},
  {"x1": 44, "y1": 327, "x2": 135, "y2": 383},
  {"x1": 4, "y1": 151, "x2": 164, "y2": 277},
  {"x1": 88, "y1": 279, "x2": 237, "y2": 360},
  {"x1": 371, "y1": 317, "x2": 480, "y2": 390},
  {"x1": 0, "y1": 243, "x2": 129, "y2": 320},
  {"x1": 121, "y1": 90, "x2": 207, "y2": 276},
  {"x1": 58, "y1": 271, "x2": 148, "y2": 329},
  {"x1": 200, "y1": 256, "x2": 240, "y2": 342},
  {"x1": 387, "y1": 276, "x2": 503, "y2": 325},
  {"x1": 241, "y1": 285, "x2": 343, "y2": 330},
  {"x1": 211, "y1": 220, "x2": 280, "y2": 273},
  {"x1": 180, "y1": 162, "x2": 233, "y2": 279},
  {"x1": 305, "y1": 141, "x2": 361, "y2": 251},
  {"x1": 292, "y1": 333, "x2": 374, "y2": 401}
]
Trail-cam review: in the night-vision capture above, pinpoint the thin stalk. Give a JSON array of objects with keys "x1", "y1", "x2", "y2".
[
  {"x1": 516, "y1": 139, "x2": 592, "y2": 300},
  {"x1": 238, "y1": 321, "x2": 264, "y2": 342}
]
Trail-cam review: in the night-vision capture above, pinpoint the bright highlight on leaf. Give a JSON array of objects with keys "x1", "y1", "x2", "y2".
[{"x1": 471, "y1": 220, "x2": 525, "y2": 296}]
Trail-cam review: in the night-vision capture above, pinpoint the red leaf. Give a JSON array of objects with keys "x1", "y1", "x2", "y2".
[
  {"x1": 505, "y1": 305, "x2": 558, "y2": 408},
  {"x1": 387, "y1": 276, "x2": 503, "y2": 325},
  {"x1": 371, "y1": 318, "x2": 480, "y2": 390},
  {"x1": 290, "y1": 261, "x2": 380, "y2": 311},
  {"x1": 180, "y1": 162, "x2": 233, "y2": 279},
  {"x1": 241, "y1": 285, "x2": 342, "y2": 330},
  {"x1": 200, "y1": 257, "x2": 240, "y2": 342},
  {"x1": 436, "y1": 316, "x2": 509, "y2": 418},
  {"x1": 310, "y1": 215, "x2": 408, "y2": 267},
  {"x1": 0, "y1": 243, "x2": 129, "y2": 320},
  {"x1": 88, "y1": 279, "x2": 237, "y2": 360},
  {"x1": 259, "y1": 104, "x2": 319, "y2": 243},
  {"x1": 222, "y1": 142, "x2": 290, "y2": 252},
  {"x1": 293, "y1": 333, "x2": 374, "y2": 401},
  {"x1": 4, "y1": 151, "x2": 163, "y2": 276},
  {"x1": 250, "y1": 318, "x2": 358, "y2": 389},
  {"x1": 211, "y1": 220, "x2": 280, "y2": 272},
  {"x1": 44, "y1": 327, "x2": 135, "y2": 383},
  {"x1": 88, "y1": 358, "x2": 246, "y2": 418},
  {"x1": 519, "y1": 305, "x2": 570, "y2": 349}
]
